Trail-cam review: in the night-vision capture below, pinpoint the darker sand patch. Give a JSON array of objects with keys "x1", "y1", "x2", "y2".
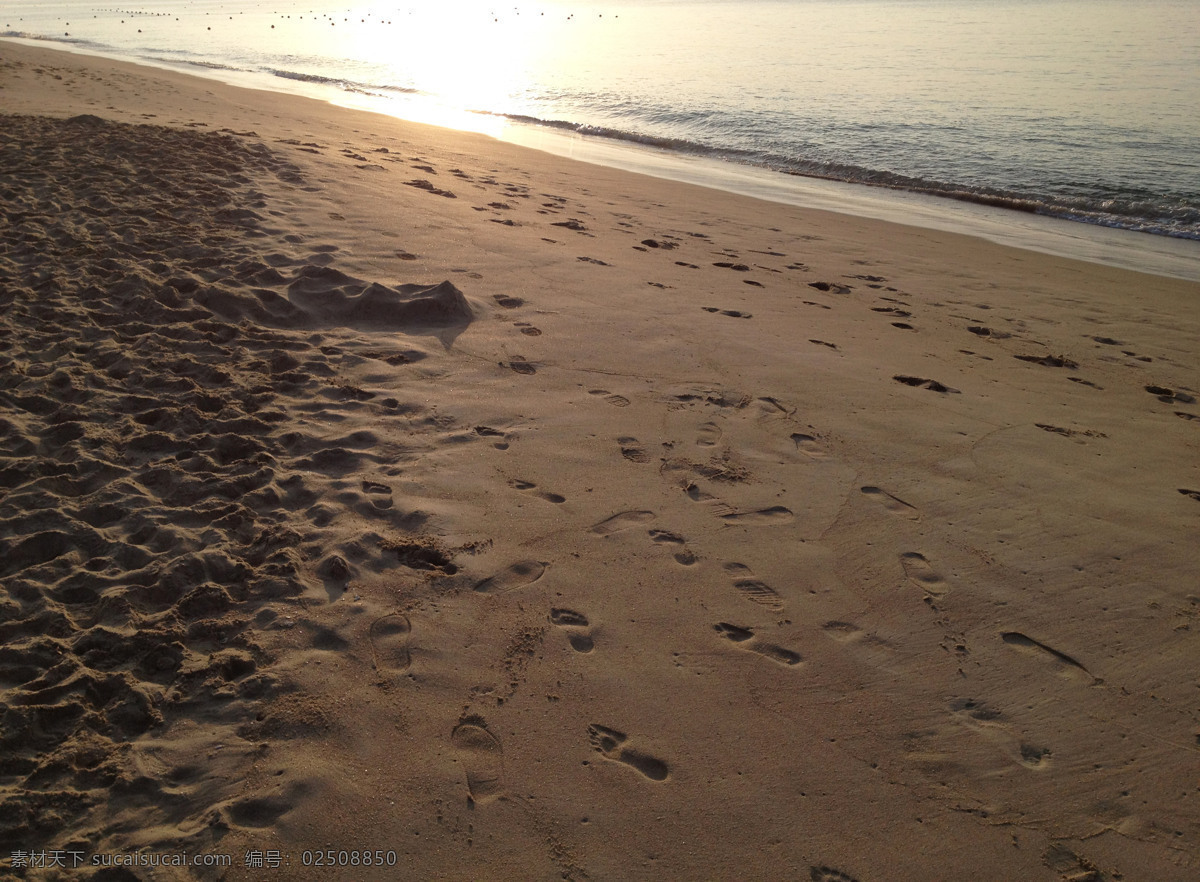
[{"x1": 0, "y1": 114, "x2": 469, "y2": 855}]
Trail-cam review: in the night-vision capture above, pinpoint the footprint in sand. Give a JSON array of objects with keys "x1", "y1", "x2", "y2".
[
  {"x1": 618, "y1": 437, "x2": 650, "y2": 463},
  {"x1": 473, "y1": 560, "x2": 547, "y2": 594},
  {"x1": 451, "y1": 716, "x2": 504, "y2": 804},
  {"x1": 810, "y1": 866, "x2": 860, "y2": 882},
  {"x1": 549, "y1": 608, "x2": 595, "y2": 653},
  {"x1": 790, "y1": 433, "x2": 827, "y2": 459},
  {"x1": 724, "y1": 562, "x2": 784, "y2": 612},
  {"x1": 820, "y1": 621, "x2": 898, "y2": 666},
  {"x1": 473, "y1": 425, "x2": 511, "y2": 450},
  {"x1": 860, "y1": 485, "x2": 919, "y2": 519},
  {"x1": 821, "y1": 621, "x2": 864, "y2": 643},
  {"x1": 899, "y1": 552, "x2": 950, "y2": 597},
  {"x1": 369, "y1": 613, "x2": 412, "y2": 676},
  {"x1": 755, "y1": 397, "x2": 791, "y2": 419},
  {"x1": 893, "y1": 374, "x2": 959, "y2": 393},
  {"x1": 586, "y1": 724, "x2": 669, "y2": 782},
  {"x1": 1042, "y1": 845, "x2": 1106, "y2": 881},
  {"x1": 588, "y1": 389, "x2": 630, "y2": 407},
  {"x1": 361, "y1": 479, "x2": 393, "y2": 509},
  {"x1": 714, "y1": 623, "x2": 801, "y2": 666},
  {"x1": 507, "y1": 357, "x2": 537, "y2": 375},
  {"x1": 508, "y1": 478, "x2": 566, "y2": 504},
  {"x1": 948, "y1": 698, "x2": 1053, "y2": 771},
  {"x1": 591, "y1": 510, "x2": 655, "y2": 536},
  {"x1": 696, "y1": 421, "x2": 722, "y2": 447},
  {"x1": 719, "y1": 505, "x2": 794, "y2": 526},
  {"x1": 649, "y1": 529, "x2": 697, "y2": 566}
]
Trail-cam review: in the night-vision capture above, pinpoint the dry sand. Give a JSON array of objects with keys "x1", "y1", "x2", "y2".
[{"x1": 2, "y1": 41, "x2": 1199, "y2": 881}]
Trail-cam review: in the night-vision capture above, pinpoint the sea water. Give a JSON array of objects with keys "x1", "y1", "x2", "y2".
[{"x1": 4, "y1": 0, "x2": 1199, "y2": 278}]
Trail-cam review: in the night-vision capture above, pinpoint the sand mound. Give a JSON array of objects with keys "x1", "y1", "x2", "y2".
[{"x1": 286, "y1": 268, "x2": 472, "y2": 330}]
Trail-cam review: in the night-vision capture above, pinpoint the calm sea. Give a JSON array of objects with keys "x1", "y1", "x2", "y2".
[{"x1": 4, "y1": 0, "x2": 1200, "y2": 273}]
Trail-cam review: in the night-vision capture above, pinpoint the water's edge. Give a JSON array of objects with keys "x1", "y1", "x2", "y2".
[{"x1": 5, "y1": 35, "x2": 1199, "y2": 283}]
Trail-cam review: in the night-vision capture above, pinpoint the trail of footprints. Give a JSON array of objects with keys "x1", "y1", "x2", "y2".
[
  {"x1": 332, "y1": 136, "x2": 1198, "y2": 515},
  {"x1": 441, "y1": 211, "x2": 1141, "y2": 808}
]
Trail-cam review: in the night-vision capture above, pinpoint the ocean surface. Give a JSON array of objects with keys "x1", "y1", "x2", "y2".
[{"x1": 4, "y1": 0, "x2": 1200, "y2": 275}]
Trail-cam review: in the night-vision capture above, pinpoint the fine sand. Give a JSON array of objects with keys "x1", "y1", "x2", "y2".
[{"x1": 2, "y1": 42, "x2": 1199, "y2": 881}]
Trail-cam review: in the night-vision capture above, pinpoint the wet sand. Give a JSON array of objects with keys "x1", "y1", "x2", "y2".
[{"x1": 2, "y1": 41, "x2": 1199, "y2": 881}]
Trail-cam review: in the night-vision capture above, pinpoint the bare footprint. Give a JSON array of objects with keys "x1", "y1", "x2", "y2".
[
  {"x1": 369, "y1": 613, "x2": 411, "y2": 676},
  {"x1": 549, "y1": 608, "x2": 595, "y2": 653},
  {"x1": 899, "y1": 552, "x2": 949, "y2": 596},
  {"x1": 820, "y1": 620, "x2": 898, "y2": 666},
  {"x1": 451, "y1": 716, "x2": 504, "y2": 804},
  {"x1": 821, "y1": 620, "x2": 863, "y2": 643},
  {"x1": 508, "y1": 478, "x2": 567, "y2": 504},
  {"x1": 591, "y1": 510, "x2": 655, "y2": 535},
  {"x1": 586, "y1": 724, "x2": 669, "y2": 781},
  {"x1": 474, "y1": 559, "x2": 547, "y2": 594},
  {"x1": 861, "y1": 485, "x2": 919, "y2": 519},
  {"x1": 720, "y1": 505, "x2": 793, "y2": 525},
  {"x1": 949, "y1": 698, "x2": 1053, "y2": 771},
  {"x1": 649, "y1": 529, "x2": 698, "y2": 566},
  {"x1": 714, "y1": 623, "x2": 801, "y2": 666}
]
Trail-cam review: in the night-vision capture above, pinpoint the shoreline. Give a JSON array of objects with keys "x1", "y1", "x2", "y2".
[
  {"x1": 5, "y1": 35, "x2": 1200, "y2": 283},
  {"x1": 2, "y1": 41, "x2": 1199, "y2": 880}
]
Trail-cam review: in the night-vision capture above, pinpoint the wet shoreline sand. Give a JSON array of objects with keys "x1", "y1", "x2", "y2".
[{"x1": 2, "y1": 41, "x2": 1198, "y2": 881}]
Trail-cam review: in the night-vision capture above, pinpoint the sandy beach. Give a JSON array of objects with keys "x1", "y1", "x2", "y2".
[{"x1": 2, "y1": 41, "x2": 1199, "y2": 881}]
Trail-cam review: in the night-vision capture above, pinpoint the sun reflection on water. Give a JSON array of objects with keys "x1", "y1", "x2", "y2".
[{"x1": 283, "y1": 1, "x2": 589, "y2": 136}]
